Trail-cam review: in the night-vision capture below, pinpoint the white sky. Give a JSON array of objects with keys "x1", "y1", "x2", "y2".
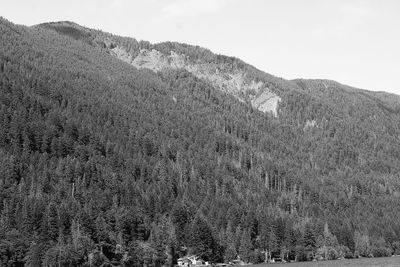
[{"x1": 2, "y1": 0, "x2": 400, "y2": 94}]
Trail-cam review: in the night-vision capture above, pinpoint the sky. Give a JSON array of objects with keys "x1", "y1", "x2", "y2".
[{"x1": 2, "y1": 0, "x2": 400, "y2": 95}]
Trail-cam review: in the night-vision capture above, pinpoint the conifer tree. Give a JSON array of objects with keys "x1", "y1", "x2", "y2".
[
  {"x1": 303, "y1": 223, "x2": 316, "y2": 260},
  {"x1": 188, "y1": 215, "x2": 215, "y2": 261},
  {"x1": 224, "y1": 221, "x2": 237, "y2": 262},
  {"x1": 266, "y1": 228, "x2": 277, "y2": 262},
  {"x1": 239, "y1": 229, "x2": 252, "y2": 263},
  {"x1": 24, "y1": 236, "x2": 43, "y2": 267}
]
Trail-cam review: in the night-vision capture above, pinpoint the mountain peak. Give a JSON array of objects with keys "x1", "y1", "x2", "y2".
[{"x1": 35, "y1": 20, "x2": 84, "y2": 28}]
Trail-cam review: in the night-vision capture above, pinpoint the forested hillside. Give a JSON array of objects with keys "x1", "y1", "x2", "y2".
[{"x1": 1, "y1": 17, "x2": 400, "y2": 266}]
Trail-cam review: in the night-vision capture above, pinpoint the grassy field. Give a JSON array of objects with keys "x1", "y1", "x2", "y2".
[{"x1": 247, "y1": 256, "x2": 400, "y2": 267}]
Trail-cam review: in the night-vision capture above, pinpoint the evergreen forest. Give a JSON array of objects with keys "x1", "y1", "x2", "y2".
[{"x1": 1, "y1": 17, "x2": 400, "y2": 266}]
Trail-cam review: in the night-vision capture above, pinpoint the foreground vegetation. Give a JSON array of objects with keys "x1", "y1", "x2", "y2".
[
  {"x1": 252, "y1": 256, "x2": 400, "y2": 267},
  {"x1": 1, "y1": 17, "x2": 400, "y2": 266}
]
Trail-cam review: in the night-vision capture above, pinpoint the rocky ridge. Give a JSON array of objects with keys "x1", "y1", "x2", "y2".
[{"x1": 110, "y1": 46, "x2": 281, "y2": 116}]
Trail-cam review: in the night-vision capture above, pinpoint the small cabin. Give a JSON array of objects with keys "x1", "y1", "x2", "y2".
[
  {"x1": 177, "y1": 255, "x2": 207, "y2": 266},
  {"x1": 177, "y1": 257, "x2": 192, "y2": 266}
]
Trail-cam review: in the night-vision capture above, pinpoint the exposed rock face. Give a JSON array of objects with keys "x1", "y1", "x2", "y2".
[
  {"x1": 305, "y1": 120, "x2": 317, "y2": 128},
  {"x1": 112, "y1": 48, "x2": 186, "y2": 71},
  {"x1": 251, "y1": 90, "x2": 281, "y2": 117},
  {"x1": 304, "y1": 119, "x2": 317, "y2": 131},
  {"x1": 132, "y1": 49, "x2": 175, "y2": 71},
  {"x1": 110, "y1": 47, "x2": 133, "y2": 64},
  {"x1": 110, "y1": 47, "x2": 281, "y2": 116}
]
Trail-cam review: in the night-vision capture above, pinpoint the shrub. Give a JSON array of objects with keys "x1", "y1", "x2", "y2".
[
  {"x1": 392, "y1": 241, "x2": 400, "y2": 255},
  {"x1": 370, "y1": 246, "x2": 392, "y2": 257},
  {"x1": 327, "y1": 247, "x2": 339, "y2": 260},
  {"x1": 248, "y1": 250, "x2": 264, "y2": 264},
  {"x1": 339, "y1": 246, "x2": 353, "y2": 259}
]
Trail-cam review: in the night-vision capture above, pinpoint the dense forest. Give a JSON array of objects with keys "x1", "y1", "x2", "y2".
[{"x1": 1, "y1": 17, "x2": 400, "y2": 266}]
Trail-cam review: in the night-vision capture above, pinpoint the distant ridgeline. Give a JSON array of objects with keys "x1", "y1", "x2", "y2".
[{"x1": 1, "y1": 17, "x2": 400, "y2": 266}]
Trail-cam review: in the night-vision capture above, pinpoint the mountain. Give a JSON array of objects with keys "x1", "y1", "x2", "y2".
[{"x1": 1, "y1": 17, "x2": 400, "y2": 266}]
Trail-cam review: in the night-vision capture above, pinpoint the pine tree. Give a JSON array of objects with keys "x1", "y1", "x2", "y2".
[
  {"x1": 281, "y1": 224, "x2": 294, "y2": 261},
  {"x1": 323, "y1": 223, "x2": 338, "y2": 247},
  {"x1": 149, "y1": 224, "x2": 167, "y2": 267},
  {"x1": 303, "y1": 223, "x2": 316, "y2": 250},
  {"x1": 171, "y1": 203, "x2": 192, "y2": 244},
  {"x1": 224, "y1": 221, "x2": 237, "y2": 262},
  {"x1": 239, "y1": 229, "x2": 252, "y2": 263},
  {"x1": 266, "y1": 228, "x2": 277, "y2": 262},
  {"x1": 47, "y1": 203, "x2": 59, "y2": 241},
  {"x1": 188, "y1": 215, "x2": 215, "y2": 261},
  {"x1": 354, "y1": 231, "x2": 370, "y2": 257},
  {"x1": 24, "y1": 236, "x2": 43, "y2": 267},
  {"x1": 234, "y1": 225, "x2": 242, "y2": 253}
]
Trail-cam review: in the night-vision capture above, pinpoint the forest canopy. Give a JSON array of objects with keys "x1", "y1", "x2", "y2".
[{"x1": 1, "y1": 17, "x2": 400, "y2": 266}]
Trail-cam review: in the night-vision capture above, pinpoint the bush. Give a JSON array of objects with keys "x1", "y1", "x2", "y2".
[
  {"x1": 294, "y1": 245, "x2": 307, "y2": 262},
  {"x1": 315, "y1": 254, "x2": 324, "y2": 261},
  {"x1": 248, "y1": 250, "x2": 264, "y2": 264},
  {"x1": 306, "y1": 251, "x2": 314, "y2": 261},
  {"x1": 354, "y1": 250, "x2": 361, "y2": 258},
  {"x1": 392, "y1": 241, "x2": 400, "y2": 255},
  {"x1": 327, "y1": 247, "x2": 339, "y2": 260},
  {"x1": 370, "y1": 246, "x2": 392, "y2": 257},
  {"x1": 339, "y1": 246, "x2": 353, "y2": 259}
]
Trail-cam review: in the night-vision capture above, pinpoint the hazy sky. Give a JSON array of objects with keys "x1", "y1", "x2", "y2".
[{"x1": 2, "y1": 0, "x2": 400, "y2": 94}]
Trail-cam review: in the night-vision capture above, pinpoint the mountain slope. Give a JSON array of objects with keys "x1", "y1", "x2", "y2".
[
  {"x1": 1, "y1": 17, "x2": 400, "y2": 266},
  {"x1": 37, "y1": 21, "x2": 302, "y2": 117}
]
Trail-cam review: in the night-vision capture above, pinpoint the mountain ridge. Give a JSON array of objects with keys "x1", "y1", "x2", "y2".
[
  {"x1": 35, "y1": 20, "x2": 400, "y2": 96},
  {"x1": 35, "y1": 20, "x2": 400, "y2": 117}
]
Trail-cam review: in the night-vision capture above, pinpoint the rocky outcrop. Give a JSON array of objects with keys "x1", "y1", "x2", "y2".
[
  {"x1": 110, "y1": 46, "x2": 133, "y2": 64},
  {"x1": 251, "y1": 90, "x2": 281, "y2": 117},
  {"x1": 110, "y1": 47, "x2": 281, "y2": 116}
]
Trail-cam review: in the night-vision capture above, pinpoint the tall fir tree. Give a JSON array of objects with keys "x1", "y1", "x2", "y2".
[
  {"x1": 224, "y1": 221, "x2": 237, "y2": 262},
  {"x1": 239, "y1": 229, "x2": 252, "y2": 263}
]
